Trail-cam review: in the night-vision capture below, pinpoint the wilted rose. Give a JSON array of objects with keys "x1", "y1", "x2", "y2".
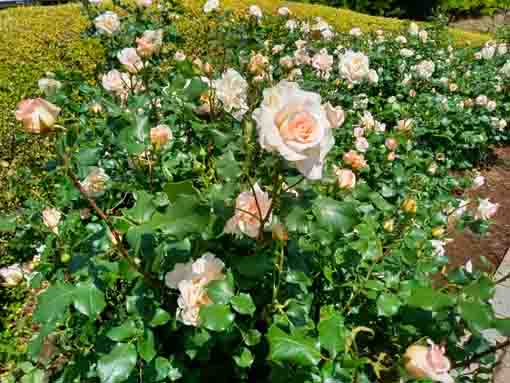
[
  {"x1": 253, "y1": 80, "x2": 335, "y2": 180},
  {"x1": 271, "y1": 223, "x2": 288, "y2": 241},
  {"x1": 248, "y1": 52, "x2": 269, "y2": 75},
  {"x1": 224, "y1": 183, "x2": 272, "y2": 238},
  {"x1": 15, "y1": 98, "x2": 61, "y2": 134}
]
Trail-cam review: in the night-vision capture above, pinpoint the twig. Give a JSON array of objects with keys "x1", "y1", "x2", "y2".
[
  {"x1": 63, "y1": 155, "x2": 163, "y2": 290},
  {"x1": 453, "y1": 339, "x2": 510, "y2": 369},
  {"x1": 282, "y1": 176, "x2": 305, "y2": 193}
]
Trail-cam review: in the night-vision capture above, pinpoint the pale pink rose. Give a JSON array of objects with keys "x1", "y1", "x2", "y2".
[
  {"x1": 252, "y1": 81, "x2": 335, "y2": 180},
  {"x1": 418, "y1": 30, "x2": 428, "y2": 43},
  {"x1": 42, "y1": 207, "x2": 62, "y2": 235},
  {"x1": 102, "y1": 69, "x2": 125, "y2": 93},
  {"x1": 476, "y1": 198, "x2": 499, "y2": 220},
  {"x1": 385, "y1": 138, "x2": 398, "y2": 151},
  {"x1": 117, "y1": 48, "x2": 144, "y2": 73},
  {"x1": 397, "y1": 119, "x2": 413, "y2": 132},
  {"x1": 176, "y1": 279, "x2": 210, "y2": 326},
  {"x1": 0, "y1": 264, "x2": 24, "y2": 287},
  {"x1": 94, "y1": 12, "x2": 120, "y2": 35},
  {"x1": 323, "y1": 102, "x2": 345, "y2": 129},
  {"x1": 353, "y1": 127, "x2": 365, "y2": 138},
  {"x1": 387, "y1": 151, "x2": 397, "y2": 161},
  {"x1": 339, "y1": 50, "x2": 370, "y2": 84},
  {"x1": 349, "y1": 27, "x2": 362, "y2": 37},
  {"x1": 15, "y1": 98, "x2": 61, "y2": 134},
  {"x1": 334, "y1": 167, "x2": 356, "y2": 189},
  {"x1": 224, "y1": 183, "x2": 272, "y2": 238},
  {"x1": 405, "y1": 342, "x2": 453, "y2": 383},
  {"x1": 472, "y1": 175, "x2": 485, "y2": 188},
  {"x1": 311, "y1": 49, "x2": 333, "y2": 74},
  {"x1": 150, "y1": 124, "x2": 172, "y2": 148},
  {"x1": 136, "y1": 29, "x2": 163, "y2": 57},
  {"x1": 343, "y1": 150, "x2": 367, "y2": 170},
  {"x1": 395, "y1": 35, "x2": 407, "y2": 44},
  {"x1": 272, "y1": 45, "x2": 284, "y2": 54},
  {"x1": 487, "y1": 100, "x2": 497, "y2": 111},
  {"x1": 476, "y1": 95, "x2": 488, "y2": 106},
  {"x1": 280, "y1": 56, "x2": 294, "y2": 69},
  {"x1": 191, "y1": 253, "x2": 225, "y2": 284},
  {"x1": 294, "y1": 48, "x2": 311, "y2": 66},
  {"x1": 135, "y1": 0, "x2": 152, "y2": 7},
  {"x1": 355, "y1": 137, "x2": 369, "y2": 152}
]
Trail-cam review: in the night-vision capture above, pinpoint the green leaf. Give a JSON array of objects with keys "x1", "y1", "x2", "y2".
[
  {"x1": 0, "y1": 215, "x2": 16, "y2": 232},
  {"x1": 463, "y1": 276, "x2": 495, "y2": 301},
  {"x1": 459, "y1": 301, "x2": 494, "y2": 333},
  {"x1": 406, "y1": 286, "x2": 454, "y2": 311},
  {"x1": 313, "y1": 198, "x2": 359, "y2": 233},
  {"x1": 97, "y1": 343, "x2": 137, "y2": 383},
  {"x1": 368, "y1": 192, "x2": 393, "y2": 212},
  {"x1": 243, "y1": 329, "x2": 261, "y2": 346},
  {"x1": 163, "y1": 181, "x2": 199, "y2": 203},
  {"x1": 493, "y1": 318, "x2": 510, "y2": 337},
  {"x1": 285, "y1": 205, "x2": 309, "y2": 233},
  {"x1": 232, "y1": 254, "x2": 273, "y2": 278},
  {"x1": 21, "y1": 369, "x2": 45, "y2": 383},
  {"x1": 318, "y1": 307, "x2": 346, "y2": 359},
  {"x1": 33, "y1": 283, "x2": 75, "y2": 324},
  {"x1": 122, "y1": 191, "x2": 155, "y2": 224},
  {"x1": 207, "y1": 279, "x2": 234, "y2": 304},
  {"x1": 233, "y1": 347, "x2": 254, "y2": 368},
  {"x1": 267, "y1": 325, "x2": 321, "y2": 367},
  {"x1": 184, "y1": 77, "x2": 208, "y2": 100},
  {"x1": 200, "y1": 304, "x2": 235, "y2": 332},
  {"x1": 138, "y1": 328, "x2": 157, "y2": 363},
  {"x1": 154, "y1": 357, "x2": 171, "y2": 381},
  {"x1": 231, "y1": 293, "x2": 256, "y2": 316},
  {"x1": 106, "y1": 320, "x2": 140, "y2": 341},
  {"x1": 377, "y1": 293, "x2": 401, "y2": 317},
  {"x1": 216, "y1": 151, "x2": 241, "y2": 180},
  {"x1": 149, "y1": 308, "x2": 171, "y2": 327},
  {"x1": 72, "y1": 282, "x2": 106, "y2": 318}
]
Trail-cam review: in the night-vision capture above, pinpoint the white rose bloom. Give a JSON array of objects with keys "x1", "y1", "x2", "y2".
[
  {"x1": 339, "y1": 50, "x2": 370, "y2": 84},
  {"x1": 248, "y1": 5, "x2": 263, "y2": 19},
  {"x1": 224, "y1": 183, "x2": 272, "y2": 238},
  {"x1": 418, "y1": 30, "x2": 428, "y2": 42},
  {"x1": 408, "y1": 22, "x2": 419, "y2": 36},
  {"x1": 117, "y1": 48, "x2": 144, "y2": 73},
  {"x1": 415, "y1": 60, "x2": 435, "y2": 79},
  {"x1": 38, "y1": 78, "x2": 62, "y2": 96},
  {"x1": 0, "y1": 264, "x2": 24, "y2": 287},
  {"x1": 431, "y1": 240, "x2": 446, "y2": 257},
  {"x1": 475, "y1": 95, "x2": 488, "y2": 106},
  {"x1": 334, "y1": 167, "x2": 356, "y2": 189},
  {"x1": 174, "y1": 51, "x2": 186, "y2": 61},
  {"x1": 492, "y1": 118, "x2": 507, "y2": 131},
  {"x1": 360, "y1": 111, "x2": 375, "y2": 130},
  {"x1": 368, "y1": 69, "x2": 379, "y2": 84},
  {"x1": 405, "y1": 342, "x2": 454, "y2": 383},
  {"x1": 355, "y1": 137, "x2": 369, "y2": 152},
  {"x1": 278, "y1": 6, "x2": 291, "y2": 16},
  {"x1": 465, "y1": 260, "x2": 473, "y2": 274},
  {"x1": 42, "y1": 207, "x2": 62, "y2": 235},
  {"x1": 191, "y1": 253, "x2": 225, "y2": 284},
  {"x1": 94, "y1": 12, "x2": 120, "y2": 35},
  {"x1": 312, "y1": 49, "x2": 334, "y2": 78},
  {"x1": 395, "y1": 35, "x2": 407, "y2": 44},
  {"x1": 349, "y1": 27, "x2": 362, "y2": 37},
  {"x1": 353, "y1": 127, "x2": 365, "y2": 138},
  {"x1": 203, "y1": 0, "x2": 219, "y2": 13},
  {"x1": 487, "y1": 100, "x2": 497, "y2": 111},
  {"x1": 400, "y1": 48, "x2": 415, "y2": 57},
  {"x1": 253, "y1": 81, "x2": 335, "y2": 180},
  {"x1": 213, "y1": 69, "x2": 249, "y2": 121},
  {"x1": 481, "y1": 45, "x2": 495, "y2": 60},
  {"x1": 498, "y1": 43, "x2": 508, "y2": 56},
  {"x1": 476, "y1": 199, "x2": 499, "y2": 220},
  {"x1": 286, "y1": 20, "x2": 298, "y2": 31}
]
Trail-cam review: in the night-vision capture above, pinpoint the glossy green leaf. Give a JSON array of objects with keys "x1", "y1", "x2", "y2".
[
  {"x1": 377, "y1": 293, "x2": 401, "y2": 317},
  {"x1": 138, "y1": 328, "x2": 157, "y2": 362},
  {"x1": 149, "y1": 308, "x2": 171, "y2": 327},
  {"x1": 318, "y1": 308, "x2": 346, "y2": 359},
  {"x1": 97, "y1": 343, "x2": 137, "y2": 383},
  {"x1": 231, "y1": 293, "x2": 256, "y2": 316},
  {"x1": 200, "y1": 304, "x2": 235, "y2": 332},
  {"x1": 33, "y1": 283, "x2": 75, "y2": 324},
  {"x1": 267, "y1": 325, "x2": 321, "y2": 367},
  {"x1": 233, "y1": 347, "x2": 254, "y2": 368},
  {"x1": 72, "y1": 282, "x2": 106, "y2": 318},
  {"x1": 313, "y1": 198, "x2": 359, "y2": 233},
  {"x1": 406, "y1": 286, "x2": 454, "y2": 311},
  {"x1": 106, "y1": 320, "x2": 139, "y2": 341},
  {"x1": 207, "y1": 279, "x2": 234, "y2": 304}
]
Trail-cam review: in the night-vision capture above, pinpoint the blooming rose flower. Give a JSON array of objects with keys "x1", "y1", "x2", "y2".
[
  {"x1": 387, "y1": 152, "x2": 397, "y2": 161},
  {"x1": 81, "y1": 167, "x2": 110, "y2": 197},
  {"x1": 334, "y1": 167, "x2": 356, "y2": 189},
  {"x1": 117, "y1": 48, "x2": 144, "y2": 73},
  {"x1": 472, "y1": 175, "x2": 485, "y2": 188},
  {"x1": 203, "y1": 0, "x2": 219, "y2": 13},
  {"x1": 213, "y1": 69, "x2": 249, "y2": 121},
  {"x1": 285, "y1": 19, "x2": 298, "y2": 31},
  {"x1": 280, "y1": 56, "x2": 294, "y2": 69},
  {"x1": 278, "y1": 6, "x2": 291, "y2": 16},
  {"x1": 349, "y1": 27, "x2": 362, "y2": 37},
  {"x1": 248, "y1": 5, "x2": 262, "y2": 19},
  {"x1": 102, "y1": 69, "x2": 124, "y2": 93},
  {"x1": 428, "y1": 162, "x2": 438, "y2": 175},
  {"x1": 400, "y1": 48, "x2": 414, "y2": 57},
  {"x1": 312, "y1": 48, "x2": 334, "y2": 77},
  {"x1": 42, "y1": 207, "x2": 62, "y2": 235},
  {"x1": 404, "y1": 342, "x2": 454, "y2": 383},
  {"x1": 89, "y1": 102, "x2": 102, "y2": 114},
  {"x1": 15, "y1": 98, "x2": 61, "y2": 134},
  {"x1": 224, "y1": 183, "x2": 272, "y2": 238},
  {"x1": 368, "y1": 69, "x2": 379, "y2": 84},
  {"x1": 487, "y1": 100, "x2": 497, "y2": 111},
  {"x1": 323, "y1": 102, "x2": 345, "y2": 129},
  {"x1": 419, "y1": 30, "x2": 428, "y2": 43},
  {"x1": 385, "y1": 138, "x2": 398, "y2": 151},
  {"x1": 165, "y1": 261, "x2": 193, "y2": 289},
  {"x1": 355, "y1": 137, "x2": 369, "y2": 152},
  {"x1": 191, "y1": 253, "x2": 225, "y2": 284},
  {"x1": 353, "y1": 127, "x2": 364, "y2": 138},
  {"x1": 408, "y1": 22, "x2": 419, "y2": 36},
  {"x1": 476, "y1": 198, "x2": 499, "y2": 220},
  {"x1": 396, "y1": 119, "x2": 413, "y2": 132},
  {"x1": 94, "y1": 12, "x2": 120, "y2": 35},
  {"x1": 339, "y1": 50, "x2": 370, "y2": 84},
  {"x1": 136, "y1": 29, "x2": 163, "y2": 57},
  {"x1": 253, "y1": 81, "x2": 335, "y2": 180},
  {"x1": 492, "y1": 118, "x2": 507, "y2": 131},
  {"x1": 343, "y1": 150, "x2": 367, "y2": 170},
  {"x1": 135, "y1": 0, "x2": 152, "y2": 7},
  {"x1": 475, "y1": 95, "x2": 488, "y2": 106},
  {"x1": 248, "y1": 52, "x2": 269, "y2": 75},
  {"x1": 360, "y1": 111, "x2": 375, "y2": 130},
  {"x1": 174, "y1": 51, "x2": 186, "y2": 62},
  {"x1": 272, "y1": 44, "x2": 284, "y2": 54},
  {"x1": 415, "y1": 60, "x2": 435, "y2": 79},
  {"x1": 38, "y1": 78, "x2": 62, "y2": 96},
  {"x1": 0, "y1": 264, "x2": 24, "y2": 287},
  {"x1": 481, "y1": 45, "x2": 495, "y2": 60},
  {"x1": 431, "y1": 240, "x2": 445, "y2": 257},
  {"x1": 465, "y1": 260, "x2": 473, "y2": 273},
  {"x1": 396, "y1": 35, "x2": 407, "y2": 44},
  {"x1": 150, "y1": 125, "x2": 173, "y2": 148}
]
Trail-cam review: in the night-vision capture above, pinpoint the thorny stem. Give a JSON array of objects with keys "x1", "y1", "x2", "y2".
[
  {"x1": 453, "y1": 339, "x2": 510, "y2": 369},
  {"x1": 63, "y1": 155, "x2": 163, "y2": 290}
]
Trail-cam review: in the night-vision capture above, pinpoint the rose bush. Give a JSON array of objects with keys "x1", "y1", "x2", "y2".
[{"x1": 2, "y1": 1, "x2": 510, "y2": 382}]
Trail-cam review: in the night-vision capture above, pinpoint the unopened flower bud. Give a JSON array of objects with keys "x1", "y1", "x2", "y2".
[
  {"x1": 383, "y1": 219, "x2": 394, "y2": 232},
  {"x1": 272, "y1": 223, "x2": 288, "y2": 241},
  {"x1": 431, "y1": 227, "x2": 445, "y2": 238},
  {"x1": 402, "y1": 198, "x2": 417, "y2": 214}
]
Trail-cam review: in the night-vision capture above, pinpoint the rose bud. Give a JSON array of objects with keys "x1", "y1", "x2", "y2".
[
  {"x1": 402, "y1": 197, "x2": 417, "y2": 214},
  {"x1": 383, "y1": 219, "x2": 394, "y2": 232},
  {"x1": 89, "y1": 102, "x2": 103, "y2": 114},
  {"x1": 150, "y1": 124, "x2": 173, "y2": 148},
  {"x1": 42, "y1": 207, "x2": 62, "y2": 235},
  {"x1": 431, "y1": 227, "x2": 445, "y2": 238},
  {"x1": 404, "y1": 341, "x2": 453, "y2": 383},
  {"x1": 15, "y1": 98, "x2": 61, "y2": 134},
  {"x1": 343, "y1": 150, "x2": 368, "y2": 170},
  {"x1": 272, "y1": 223, "x2": 288, "y2": 241},
  {"x1": 397, "y1": 119, "x2": 413, "y2": 132},
  {"x1": 387, "y1": 151, "x2": 397, "y2": 161},
  {"x1": 334, "y1": 167, "x2": 356, "y2": 189},
  {"x1": 385, "y1": 138, "x2": 398, "y2": 151}
]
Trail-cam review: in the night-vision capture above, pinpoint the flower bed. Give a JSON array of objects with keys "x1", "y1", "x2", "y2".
[{"x1": 2, "y1": 1, "x2": 510, "y2": 383}]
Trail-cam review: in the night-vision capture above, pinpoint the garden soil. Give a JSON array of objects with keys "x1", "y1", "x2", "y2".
[{"x1": 447, "y1": 147, "x2": 510, "y2": 271}]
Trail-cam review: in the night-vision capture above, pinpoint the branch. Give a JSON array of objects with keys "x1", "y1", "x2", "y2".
[
  {"x1": 63, "y1": 156, "x2": 164, "y2": 290},
  {"x1": 453, "y1": 339, "x2": 510, "y2": 369}
]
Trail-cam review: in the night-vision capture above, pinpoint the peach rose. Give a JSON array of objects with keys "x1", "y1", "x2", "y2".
[
  {"x1": 343, "y1": 150, "x2": 367, "y2": 170},
  {"x1": 253, "y1": 80, "x2": 335, "y2": 180},
  {"x1": 224, "y1": 183, "x2": 272, "y2": 239},
  {"x1": 117, "y1": 48, "x2": 144, "y2": 73},
  {"x1": 42, "y1": 207, "x2": 62, "y2": 235},
  {"x1": 15, "y1": 98, "x2": 61, "y2": 134},
  {"x1": 0, "y1": 264, "x2": 23, "y2": 287},
  {"x1": 150, "y1": 124, "x2": 172, "y2": 148},
  {"x1": 94, "y1": 12, "x2": 120, "y2": 35},
  {"x1": 405, "y1": 342, "x2": 453, "y2": 383},
  {"x1": 248, "y1": 52, "x2": 269, "y2": 75},
  {"x1": 385, "y1": 138, "x2": 398, "y2": 151},
  {"x1": 136, "y1": 29, "x2": 163, "y2": 57},
  {"x1": 334, "y1": 168, "x2": 356, "y2": 189}
]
